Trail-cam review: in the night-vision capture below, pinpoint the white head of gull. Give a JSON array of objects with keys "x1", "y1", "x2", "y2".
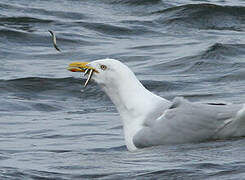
[{"x1": 68, "y1": 58, "x2": 245, "y2": 151}]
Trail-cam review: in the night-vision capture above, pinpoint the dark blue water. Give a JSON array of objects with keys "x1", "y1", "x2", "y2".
[{"x1": 1, "y1": 0, "x2": 245, "y2": 179}]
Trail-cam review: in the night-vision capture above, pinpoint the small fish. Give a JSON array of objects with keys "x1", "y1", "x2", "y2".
[
  {"x1": 48, "y1": 30, "x2": 61, "y2": 52},
  {"x1": 84, "y1": 69, "x2": 94, "y2": 87}
]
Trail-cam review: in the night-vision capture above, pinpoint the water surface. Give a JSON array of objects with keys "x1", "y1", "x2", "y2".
[{"x1": 1, "y1": 0, "x2": 245, "y2": 179}]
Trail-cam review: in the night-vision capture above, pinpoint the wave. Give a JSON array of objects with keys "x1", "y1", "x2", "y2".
[
  {"x1": 75, "y1": 3, "x2": 245, "y2": 37},
  {"x1": 0, "y1": 77, "x2": 182, "y2": 98},
  {"x1": 149, "y1": 43, "x2": 245, "y2": 73},
  {"x1": 102, "y1": 0, "x2": 163, "y2": 6},
  {"x1": 0, "y1": 77, "x2": 83, "y2": 95},
  {"x1": 77, "y1": 21, "x2": 156, "y2": 37},
  {"x1": 0, "y1": 2, "x2": 87, "y2": 21},
  {"x1": 1, "y1": 3, "x2": 244, "y2": 45},
  {"x1": 0, "y1": 16, "x2": 51, "y2": 33},
  {"x1": 136, "y1": 169, "x2": 197, "y2": 179},
  {"x1": 0, "y1": 77, "x2": 109, "y2": 112},
  {"x1": 0, "y1": 167, "x2": 98, "y2": 180},
  {"x1": 154, "y1": 3, "x2": 245, "y2": 31},
  {"x1": 0, "y1": 16, "x2": 52, "y2": 24},
  {"x1": 200, "y1": 43, "x2": 245, "y2": 59}
]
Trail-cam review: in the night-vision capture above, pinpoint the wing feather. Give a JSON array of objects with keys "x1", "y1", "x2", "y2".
[{"x1": 133, "y1": 97, "x2": 243, "y2": 148}]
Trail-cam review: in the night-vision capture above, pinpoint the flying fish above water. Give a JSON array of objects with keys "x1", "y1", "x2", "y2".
[{"x1": 48, "y1": 30, "x2": 61, "y2": 52}]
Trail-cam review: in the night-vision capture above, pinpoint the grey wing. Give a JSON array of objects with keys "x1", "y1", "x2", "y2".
[{"x1": 133, "y1": 97, "x2": 244, "y2": 148}]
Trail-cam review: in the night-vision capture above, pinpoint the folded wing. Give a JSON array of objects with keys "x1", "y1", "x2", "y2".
[{"x1": 133, "y1": 97, "x2": 245, "y2": 148}]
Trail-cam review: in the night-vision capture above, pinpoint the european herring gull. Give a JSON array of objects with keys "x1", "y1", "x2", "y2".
[{"x1": 68, "y1": 58, "x2": 245, "y2": 151}]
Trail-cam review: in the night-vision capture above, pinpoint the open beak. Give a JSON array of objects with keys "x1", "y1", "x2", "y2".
[{"x1": 67, "y1": 62, "x2": 97, "y2": 87}]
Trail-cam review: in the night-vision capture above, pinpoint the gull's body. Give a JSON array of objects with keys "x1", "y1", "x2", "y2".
[{"x1": 68, "y1": 58, "x2": 245, "y2": 151}]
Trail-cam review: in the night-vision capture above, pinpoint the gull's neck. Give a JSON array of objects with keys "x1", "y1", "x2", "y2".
[
  {"x1": 100, "y1": 71, "x2": 170, "y2": 151},
  {"x1": 102, "y1": 77, "x2": 169, "y2": 124}
]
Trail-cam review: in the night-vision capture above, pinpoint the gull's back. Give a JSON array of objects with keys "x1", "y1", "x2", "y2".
[{"x1": 133, "y1": 97, "x2": 245, "y2": 148}]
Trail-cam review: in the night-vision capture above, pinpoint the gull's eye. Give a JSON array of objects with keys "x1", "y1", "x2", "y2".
[{"x1": 100, "y1": 64, "x2": 107, "y2": 70}]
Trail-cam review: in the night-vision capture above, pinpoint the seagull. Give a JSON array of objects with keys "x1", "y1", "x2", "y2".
[{"x1": 68, "y1": 58, "x2": 245, "y2": 151}]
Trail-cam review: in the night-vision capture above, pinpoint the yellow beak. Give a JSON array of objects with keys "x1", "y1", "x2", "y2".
[{"x1": 67, "y1": 62, "x2": 96, "y2": 72}]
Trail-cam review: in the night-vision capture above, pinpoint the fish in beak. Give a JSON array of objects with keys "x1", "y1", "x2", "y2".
[{"x1": 68, "y1": 62, "x2": 98, "y2": 87}]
